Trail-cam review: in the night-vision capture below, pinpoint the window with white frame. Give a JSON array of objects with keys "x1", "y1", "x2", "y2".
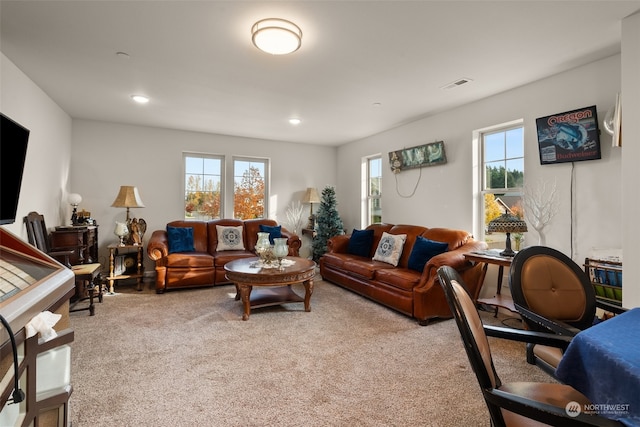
[
  {"x1": 479, "y1": 124, "x2": 525, "y2": 247},
  {"x1": 233, "y1": 157, "x2": 269, "y2": 220},
  {"x1": 184, "y1": 153, "x2": 223, "y2": 220},
  {"x1": 366, "y1": 155, "x2": 382, "y2": 225}
]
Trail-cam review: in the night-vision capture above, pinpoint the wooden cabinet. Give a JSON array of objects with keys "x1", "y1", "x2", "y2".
[
  {"x1": 50, "y1": 225, "x2": 98, "y2": 265},
  {"x1": 584, "y1": 257, "x2": 623, "y2": 306}
]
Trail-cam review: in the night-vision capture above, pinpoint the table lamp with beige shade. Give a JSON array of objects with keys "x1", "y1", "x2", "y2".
[
  {"x1": 301, "y1": 187, "x2": 320, "y2": 230},
  {"x1": 111, "y1": 186, "x2": 146, "y2": 245}
]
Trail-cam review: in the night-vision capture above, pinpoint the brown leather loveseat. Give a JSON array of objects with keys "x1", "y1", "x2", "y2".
[
  {"x1": 319, "y1": 223, "x2": 487, "y2": 325},
  {"x1": 147, "y1": 219, "x2": 301, "y2": 294}
]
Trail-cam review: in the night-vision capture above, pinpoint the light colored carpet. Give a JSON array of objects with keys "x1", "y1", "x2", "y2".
[{"x1": 68, "y1": 277, "x2": 552, "y2": 426}]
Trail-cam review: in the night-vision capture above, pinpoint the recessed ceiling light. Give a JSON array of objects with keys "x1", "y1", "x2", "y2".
[
  {"x1": 116, "y1": 51, "x2": 130, "y2": 59},
  {"x1": 131, "y1": 95, "x2": 150, "y2": 104},
  {"x1": 372, "y1": 102, "x2": 382, "y2": 108},
  {"x1": 289, "y1": 118, "x2": 301, "y2": 125}
]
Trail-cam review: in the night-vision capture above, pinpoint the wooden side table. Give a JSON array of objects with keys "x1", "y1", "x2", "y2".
[
  {"x1": 107, "y1": 243, "x2": 144, "y2": 293},
  {"x1": 301, "y1": 228, "x2": 316, "y2": 238},
  {"x1": 464, "y1": 250, "x2": 517, "y2": 316}
]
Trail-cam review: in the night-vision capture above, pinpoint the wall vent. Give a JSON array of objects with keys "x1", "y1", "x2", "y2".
[{"x1": 440, "y1": 78, "x2": 473, "y2": 90}]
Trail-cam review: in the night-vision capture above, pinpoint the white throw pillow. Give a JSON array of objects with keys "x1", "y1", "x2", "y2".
[
  {"x1": 216, "y1": 225, "x2": 245, "y2": 251},
  {"x1": 372, "y1": 232, "x2": 407, "y2": 266}
]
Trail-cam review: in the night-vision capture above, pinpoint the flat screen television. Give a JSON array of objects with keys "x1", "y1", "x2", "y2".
[{"x1": 1, "y1": 113, "x2": 30, "y2": 225}]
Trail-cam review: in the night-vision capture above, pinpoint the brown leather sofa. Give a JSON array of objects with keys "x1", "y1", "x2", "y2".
[
  {"x1": 147, "y1": 219, "x2": 301, "y2": 294},
  {"x1": 319, "y1": 223, "x2": 487, "y2": 325}
]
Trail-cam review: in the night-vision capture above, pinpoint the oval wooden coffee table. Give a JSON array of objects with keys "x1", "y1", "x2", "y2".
[{"x1": 224, "y1": 257, "x2": 316, "y2": 320}]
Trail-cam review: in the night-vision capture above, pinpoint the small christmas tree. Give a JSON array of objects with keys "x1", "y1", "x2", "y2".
[{"x1": 312, "y1": 186, "x2": 344, "y2": 261}]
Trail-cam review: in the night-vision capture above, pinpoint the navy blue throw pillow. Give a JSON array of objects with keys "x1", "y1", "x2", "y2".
[
  {"x1": 347, "y1": 229, "x2": 374, "y2": 257},
  {"x1": 167, "y1": 226, "x2": 195, "y2": 253},
  {"x1": 259, "y1": 224, "x2": 282, "y2": 244},
  {"x1": 407, "y1": 236, "x2": 449, "y2": 272}
]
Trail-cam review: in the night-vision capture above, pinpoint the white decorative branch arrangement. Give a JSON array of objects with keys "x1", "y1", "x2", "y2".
[
  {"x1": 523, "y1": 178, "x2": 560, "y2": 245},
  {"x1": 285, "y1": 201, "x2": 305, "y2": 235}
]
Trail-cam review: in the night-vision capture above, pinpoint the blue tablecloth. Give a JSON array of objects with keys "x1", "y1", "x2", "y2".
[{"x1": 556, "y1": 307, "x2": 640, "y2": 426}]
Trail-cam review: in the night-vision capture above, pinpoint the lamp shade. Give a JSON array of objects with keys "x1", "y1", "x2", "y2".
[
  {"x1": 251, "y1": 18, "x2": 302, "y2": 55},
  {"x1": 487, "y1": 212, "x2": 528, "y2": 234},
  {"x1": 68, "y1": 193, "x2": 82, "y2": 206},
  {"x1": 301, "y1": 188, "x2": 320, "y2": 204},
  {"x1": 488, "y1": 212, "x2": 527, "y2": 257},
  {"x1": 111, "y1": 186, "x2": 145, "y2": 208}
]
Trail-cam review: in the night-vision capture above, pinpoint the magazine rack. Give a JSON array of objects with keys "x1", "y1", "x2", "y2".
[{"x1": 584, "y1": 257, "x2": 623, "y2": 306}]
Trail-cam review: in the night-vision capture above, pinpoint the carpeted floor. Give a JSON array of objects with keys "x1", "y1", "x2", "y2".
[{"x1": 68, "y1": 277, "x2": 552, "y2": 426}]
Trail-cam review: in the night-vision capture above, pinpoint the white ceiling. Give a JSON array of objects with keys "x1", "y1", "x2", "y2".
[{"x1": 1, "y1": 1, "x2": 639, "y2": 146}]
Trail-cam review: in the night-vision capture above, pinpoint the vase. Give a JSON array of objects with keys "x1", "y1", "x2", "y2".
[
  {"x1": 114, "y1": 221, "x2": 129, "y2": 246},
  {"x1": 273, "y1": 238, "x2": 289, "y2": 270},
  {"x1": 255, "y1": 232, "x2": 272, "y2": 263}
]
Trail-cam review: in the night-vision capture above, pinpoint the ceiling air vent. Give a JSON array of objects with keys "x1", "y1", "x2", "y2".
[{"x1": 440, "y1": 78, "x2": 473, "y2": 90}]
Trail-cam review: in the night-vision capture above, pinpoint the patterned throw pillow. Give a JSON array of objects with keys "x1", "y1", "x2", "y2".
[
  {"x1": 372, "y1": 232, "x2": 407, "y2": 266},
  {"x1": 216, "y1": 225, "x2": 245, "y2": 251}
]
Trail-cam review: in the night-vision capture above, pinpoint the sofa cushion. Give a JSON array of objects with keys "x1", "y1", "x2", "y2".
[
  {"x1": 167, "y1": 226, "x2": 195, "y2": 253},
  {"x1": 259, "y1": 224, "x2": 282, "y2": 244},
  {"x1": 372, "y1": 232, "x2": 407, "y2": 266},
  {"x1": 216, "y1": 225, "x2": 245, "y2": 251},
  {"x1": 375, "y1": 268, "x2": 422, "y2": 291},
  {"x1": 213, "y1": 251, "x2": 255, "y2": 266},
  {"x1": 343, "y1": 258, "x2": 395, "y2": 279},
  {"x1": 347, "y1": 229, "x2": 375, "y2": 257},
  {"x1": 407, "y1": 236, "x2": 449, "y2": 272},
  {"x1": 166, "y1": 251, "x2": 214, "y2": 267},
  {"x1": 321, "y1": 252, "x2": 347, "y2": 270}
]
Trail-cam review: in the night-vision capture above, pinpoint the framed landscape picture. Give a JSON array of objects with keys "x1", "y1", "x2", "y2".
[
  {"x1": 535, "y1": 105, "x2": 601, "y2": 165},
  {"x1": 388, "y1": 141, "x2": 446, "y2": 173}
]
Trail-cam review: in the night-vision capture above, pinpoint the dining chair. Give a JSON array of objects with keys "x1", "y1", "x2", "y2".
[
  {"x1": 23, "y1": 211, "x2": 74, "y2": 268},
  {"x1": 436, "y1": 265, "x2": 623, "y2": 427},
  {"x1": 509, "y1": 246, "x2": 626, "y2": 377}
]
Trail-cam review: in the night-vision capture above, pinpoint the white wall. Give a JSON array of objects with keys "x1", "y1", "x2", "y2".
[
  {"x1": 0, "y1": 53, "x2": 72, "y2": 239},
  {"x1": 337, "y1": 54, "x2": 626, "y2": 301},
  {"x1": 338, "y1": 55, "x2": 622, "y2": 262},
  {"x1": 622, "y1": 12, "x2": 640, "y2": 308},
  {"x1": 70, "y1": 119, "x2": 336, "y2": 266}
]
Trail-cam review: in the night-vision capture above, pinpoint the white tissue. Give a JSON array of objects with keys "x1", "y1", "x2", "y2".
[{"x1": 25, "y1": 311, "x2": 61, "y2": 342}]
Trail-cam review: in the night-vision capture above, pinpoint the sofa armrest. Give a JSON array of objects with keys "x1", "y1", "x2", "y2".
[
  {"x1": 416, "y1": 239, "x2": 488, "y2": 290},
  {"x1": 147, "y1": 230, "x2": 169, "y2": 261},
  {"x1": 427, "y1": 239, "x2": 488, "y2": 272},
  {"x1": 326, "y1": 235, "x2": 350, "y2": 254}
]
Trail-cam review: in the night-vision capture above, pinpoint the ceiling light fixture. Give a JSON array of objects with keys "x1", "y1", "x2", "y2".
[
  {"x1": 131, "y1": 95, "x2": 150, "y2": 104},
  {"x1": 251, "y1": 18, "x2": 302, "y2": 55},
  {"x1": 289, "y1": 118, "x2": 301, "y2": 125}
]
